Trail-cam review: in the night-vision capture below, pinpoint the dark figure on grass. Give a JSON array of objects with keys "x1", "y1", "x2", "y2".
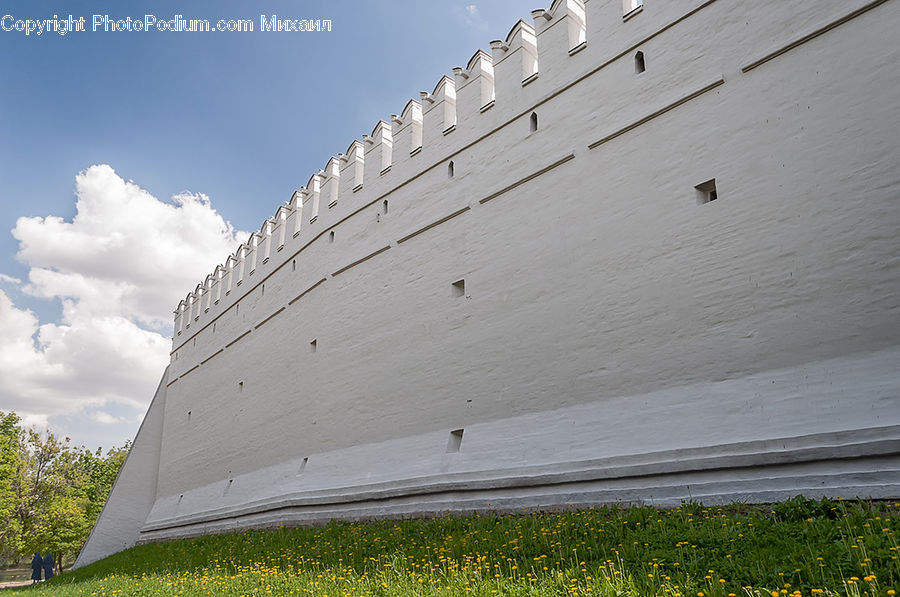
[
  {"x1": 43, "y1": 552, "x2": 55, "y2": 580},
  {"x1": 30, "y1": 553, "x2": 42, "y2": 583}
]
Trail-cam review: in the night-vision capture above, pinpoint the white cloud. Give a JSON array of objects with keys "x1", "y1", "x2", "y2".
[
  {"x1": 2, "y1": 165, "x2": 248, "y2": 443},
  {"x1": 456, "y1": 3, "x2": 487, "y2": 30},
  {"x1": 0, "y1": 273, "x2": 21, "y2": 285},
  {"x1": 89, "y1": 411, "x2": 126, "y2": 425},
  {"x1": 15, "y1": 165, "x2": 246, "y2": 329},
  {"x1": 19, "y1": 412, "x2": 50, "y2": 430}
]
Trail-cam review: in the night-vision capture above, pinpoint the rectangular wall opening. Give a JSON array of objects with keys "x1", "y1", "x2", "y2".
[
  {"x1": 451, "y1": 279, "x2": 466, "y2": 298},
  {"x1": 446, "y1": 429, "x2": 464, "y2": 453},
  {"x1": 310, "y1": 339, "x2": 317, "y2": 353},
  {"x1": 695, "y1": 179, "x2": 719, "y2": 204},
  {"x1": 297, "y1": 457, "x2": 309, "y2": 476}
]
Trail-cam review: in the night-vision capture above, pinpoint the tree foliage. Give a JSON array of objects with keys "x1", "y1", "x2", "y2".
[
  {"x1": 0, "y1": 411, "x2": 24, "y2": 560},
  {"x1": 0, "y1": 410, "x2": 129, "y2": 572}
]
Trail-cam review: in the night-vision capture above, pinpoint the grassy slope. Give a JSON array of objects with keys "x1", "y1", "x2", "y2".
[{"x1": 5, "y1": 498, "x2": 898, "y2": 596}]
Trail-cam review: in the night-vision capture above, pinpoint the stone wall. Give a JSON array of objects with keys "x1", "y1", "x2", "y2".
[{"x1": 77, "y1": 0, "x2": 900, "y2": 567}]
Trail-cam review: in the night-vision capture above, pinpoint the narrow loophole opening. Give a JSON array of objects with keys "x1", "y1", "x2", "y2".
[{"x1": 447, "y1": 429, "x2": 464, "y2": 453}]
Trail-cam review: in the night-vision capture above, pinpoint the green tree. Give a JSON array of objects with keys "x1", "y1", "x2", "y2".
[
  {"x1": 23, "y1": 434, "x2": 93, "y2": 573},
  {"x1": 81, "y1": 442, "x2": 129, "y2": 527},
  {"x1": 0, "y1": 411, "x2": 130, "y2": 573},
  {"x1": 0, "y1": 411, "x2": 25, "y2": 561}
]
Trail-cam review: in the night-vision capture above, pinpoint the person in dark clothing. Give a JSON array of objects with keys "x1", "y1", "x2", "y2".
[
  {"x1": 30, "y1": 553, "x2": 42, "y2": 583},
  {"x1": 42, "y1": 552, "x2": 55, "y2": 580}
]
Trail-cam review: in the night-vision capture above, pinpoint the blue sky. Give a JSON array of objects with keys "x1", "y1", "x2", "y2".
[{"x1": 0, "y1": 0, "x2": 538, "y2": 450}]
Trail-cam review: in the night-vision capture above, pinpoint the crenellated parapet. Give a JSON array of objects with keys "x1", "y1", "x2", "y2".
[
  {"x1": 455, "y1": 50, "x2": 495, "y2": 121},
  {"x1": 490, "y1": 19, "x2": 539, "y2": 105},
  {"x1": 421, "y1": 75, "x2": 457, "y2": 147},
  {"x1": 171, "y1": 0, "x2": 661, "y2": 342},
  {"x1": 304, "y1": 171, "x2": 323, "y2": 224},
  {"x1": 286, "y1": 190, "x2": 302, "y2": 238},
  {"x1": 319, "y1": 157, "x2": 339, "y2": 210},
  {"x1": 363, "y1": 120, "x2": 393, "y2": 181},
  {"x1": 390, "y1": 100, "x2": 423, "y2": 176},
  {"x1": 339, "y1": 140, "x2": 365, "y2": 195},
  {"x1": 272, "y1": 204, "x2": 290, "y2": 251},
  {"x1": 538, "y1": 0, "x2": 587, "y2": 54}
]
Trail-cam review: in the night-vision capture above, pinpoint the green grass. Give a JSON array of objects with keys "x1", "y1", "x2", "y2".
[{"x1": 5, "y1": 497, "x2": 898, "y2": 596}]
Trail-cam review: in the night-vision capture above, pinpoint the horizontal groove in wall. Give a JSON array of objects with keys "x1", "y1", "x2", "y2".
[
  {"x1": 479, "y1": 153, "x2": 576, "y2": 205},
  {"x1": 142, "y1": 425, "x2": 900, "y2": 532},
  {"x1": 568, "y1": 41, "x2": 587, "y2": 56},
  {"x1": 742, "y1": 0, "x2": 891, "y2": 73},
  {"x1": 332, "y1": 245, "x2": 391, "y2": 277},
  {"x1": 397, "y1": 207, "x2": 471, "y2": 244},
  {"x1": 254, "y1": 307, "x2": 286, "y2": 330},
  {"x1": 225, "y1": 329, "x2": 252, "y2": 348},
  {"x1": 588, "y1": 78, "x2": 725, "y2": 150},
  {"x1": 165, "y1": 377, "x2": 180, "y2": 388},
  {"x1": 181, "y1": 364, "x2": 199, "y2": 377},
  {"x1": 200, "y1": 349, "x2": 224, "y2": 365},
  {"x1": 288, "y1": 277, "x2": 327, "y2": 306}
]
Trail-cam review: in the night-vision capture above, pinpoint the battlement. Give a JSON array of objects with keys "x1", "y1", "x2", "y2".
[{"x1": 171, "y1": 0, "x2": 660, "y2": 342}]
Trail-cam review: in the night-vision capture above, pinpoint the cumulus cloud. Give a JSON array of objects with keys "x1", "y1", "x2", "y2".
[
  {"x1": 0, "y1": 273, "x2": 21, "y2": 285},
  {"x1": 2, "y1": 164, "x2": 248, "y2": 440},
  {"x1": 15, "y1": 165, "x2": 245, "y2": 329}
]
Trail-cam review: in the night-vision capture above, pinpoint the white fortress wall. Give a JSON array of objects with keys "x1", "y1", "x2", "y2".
[
  {"x1": 80, "y1": 0, "x2": 900, "y2": 565},
  {"x1": 74, "y1": 369, "x2": 168, "y2": 568}
]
